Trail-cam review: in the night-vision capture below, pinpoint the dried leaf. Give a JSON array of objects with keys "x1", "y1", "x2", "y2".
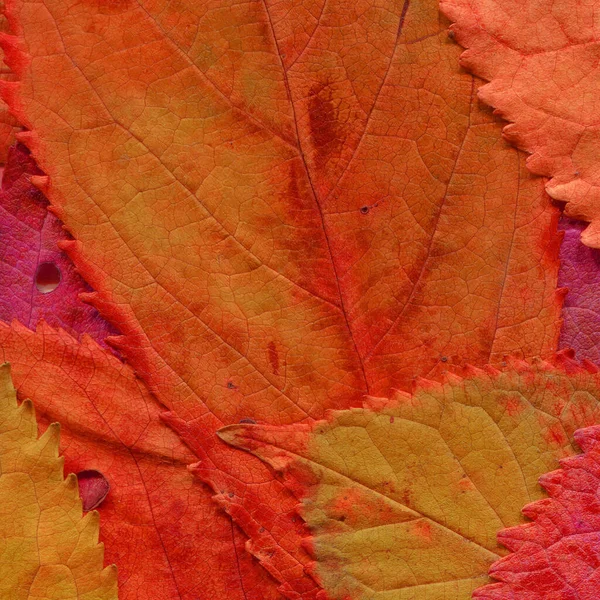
[
  {"x1": 0, "y1": 144, "x2": 116, "y2": 343},
  {"x1": 0, "y1": 0, "x2": 19, "y2": 162},
  {"x1": 557, "y1": 217, "x2": 600, "y2": 362},
  {"x1": 0, "y1": 0, "x2": 564, "y2": 595},
  {"x1": 0, "y1": 362, "x2": 117, "y2": 599},
  {"x1": 440, "y1": 0, "x2": 600, "y2": 247},
  {"x1": 221, "y1": 359, "x2": 600, "y2": 599}
]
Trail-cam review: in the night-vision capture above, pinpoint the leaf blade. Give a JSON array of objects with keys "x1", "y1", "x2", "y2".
[
  {"x1": 440, "y1": 0, "x2": 600, "y2": 247},
  {"x1": 221, "y1": 360, "x2": 600, "y2": 599},
  {"x1": 0, "y1": 362, "x2": 117, "y2": 600},
  {"x1": 0, "y1": 0, "x2": 566, "y2": 595}
]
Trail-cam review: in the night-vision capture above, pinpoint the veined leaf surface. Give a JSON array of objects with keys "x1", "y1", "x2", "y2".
[
  {"x1": 221, "y1": 359, "x2": 600, "y2": 599},
  {"x1": 0, "y1": 0, "x2": 564, "y2": 595},
  {"x1": 0, "y1": 319, "x2": 281, "y2": 600},
  {"x1": 474, "y1": 424, "x2": 600, "y2": 600},
  {"x1": 0, "y1": 362, "x2": 117, "y2": 599},
  {"x1": 441, "y1": 0, "x2": 600, "y2": 247}
]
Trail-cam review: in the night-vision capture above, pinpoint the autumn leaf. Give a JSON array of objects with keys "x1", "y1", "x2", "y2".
[
  {"x1": 473, "y1": 424, "x2": 600, "y2": 600},
  {"x1": 0, "y1": 143, "x2": 116, "y2": 343},
  {"x1": 220, "y1": 359, "x2": 600, "y2": 600},
  {"x1": 440, "y1": 0, "x2": 600, "y2": 247},
  {"x1": 0, "y1": 0, "x2": 566, "y2": 595},
  {"x1": 557, "y1": 217, "x2": 600, "y2": 362},
  {"x1": 0, "y1": 318, "x2": 282, "y2": 600},
  {"x1": 0, "y1": 362, "x2": 117, "y2": 599}
]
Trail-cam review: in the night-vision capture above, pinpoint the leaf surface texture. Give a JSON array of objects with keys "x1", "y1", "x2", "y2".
[
  {"x1": 473, "y1": 424, "x2": 600, "y2": 599},
  {"x1": 441, "y1": 0, "x2": 600, "y2": 247},
  {"x1": 0, "y1": 143, "x2": 115, "y2": 342},
  {"x1": 0, "y1": 0, "x2": 567, "y2": 595},
  {"x1": 0, "y1": 362, "x2": 117, "y2": 599},
  {"x1": 0, "y1": 319, "x2": 281, "y2": 600},
  {"x1": 221, "y1": 360, "x2": 600, "y2": 599}
]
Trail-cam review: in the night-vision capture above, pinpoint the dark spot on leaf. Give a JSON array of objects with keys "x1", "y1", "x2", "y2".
[
  {"x1": 227, "y1": 381, "x2": 237, "y2": 389},
  {"x1": 35, "y1": 262, "x2": 60, "y2": 294},
  {"x1": 76, "y1": 470, "x2": 110, "y2": 511},
  {"x1": 360, "y1": 206, "x2": 369, "y2": 214},
  {"x1": 440, "y1": 356, "x2": 448, "y2": 363}
]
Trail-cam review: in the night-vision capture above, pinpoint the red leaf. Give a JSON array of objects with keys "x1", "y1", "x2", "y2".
[
  {"x1": 474, "y1": 425, "x2": 600, "y2": 599},
  {"x1": 0, "y1": 0, "x2": 567, "y2": 596},
  {"x1": 557, "y1": 217, "x2": 600, "y2": 362},
  {"x1": 220, "y1": 358, "x2": 600, "y2": 600},
  {"x1": 0, "y1": 143, "x2": 116, "y2": 343}
]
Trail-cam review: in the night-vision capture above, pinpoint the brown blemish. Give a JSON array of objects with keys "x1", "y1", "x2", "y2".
[{"x1": 268, "y1": 341, "x2": 280, "y2": 375}]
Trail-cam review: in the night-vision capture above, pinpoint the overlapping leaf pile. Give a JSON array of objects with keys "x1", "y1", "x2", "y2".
[
  {"x1": 0, "y1": 0, "x2": 598, "y2": 598},
  {"x1": 440, "y1": 0, "x2": 600, "y2": 247},
  {"x1": 221, "y1": 358, "x2": 600, "y2": 599},
  {"x1": 0, "y1": 363, "x2": 117, "y2": 599}
]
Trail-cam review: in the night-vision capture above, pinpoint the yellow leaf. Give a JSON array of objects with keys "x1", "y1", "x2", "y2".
[
  {"x1": 220, "y1": 359, "x2": 600, "y2": 600},
  {"x1": 0, "y1": 363, "x2": 117, "y2": 600}
]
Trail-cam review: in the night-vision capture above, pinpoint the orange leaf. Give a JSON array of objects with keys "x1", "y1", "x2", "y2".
[
  {"x1": 0, "y1": 0, "x2": 563, "y2": 595},
  {"x1": 0, "y1": 362, "x2": 117, "y2": 599},
  {"x1": 0, "y1": 320, "x2": 281, "y2": 600},
  {"x1": 221, "y1": 358, "x2": 600, "y2": 600},
  {"x1": 440, "y1": 0, "x2": 600, "y2": 247}
]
